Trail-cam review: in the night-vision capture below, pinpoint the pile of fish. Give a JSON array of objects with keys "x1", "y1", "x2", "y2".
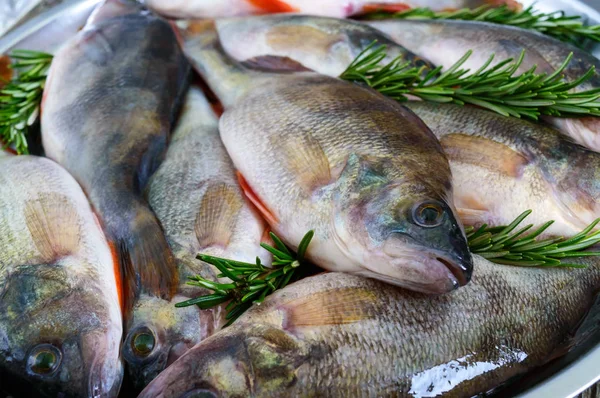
[{"x1": 1, "y1": 0, "x2": 600, "y2": 397}]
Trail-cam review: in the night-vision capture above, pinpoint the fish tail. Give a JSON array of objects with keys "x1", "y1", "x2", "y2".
[
  {"x1": 114, "y1": 202, "x2": 178, "y2": 316},
  {"x1": 178, "y1": 20, "x2": 261, "y2": 107}
]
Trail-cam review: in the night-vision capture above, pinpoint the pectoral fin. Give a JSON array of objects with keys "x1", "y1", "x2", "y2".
[
  {"x1": 281, "y1": 133, "x2": 331, "y2": 194},
  {"x1": 441, "y1": 134, "x2": 528, "y2": 178},
  {"x1": 24, "y1": 193, "x2": 81, "y2": 262},
  {"x1": 195, "y1": 182, "x2": 244, "y2": 249},
  {"x1": 241, "y1": 56, "x2": 312, "y2": 72},
  {"x1": 282, "y1": 287, "x2": 380, "y2": 329}
]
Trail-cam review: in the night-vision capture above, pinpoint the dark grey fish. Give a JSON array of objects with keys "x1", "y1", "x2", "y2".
[{"x1": 41, "y1": 0, "x2": 190, "y2": 312}]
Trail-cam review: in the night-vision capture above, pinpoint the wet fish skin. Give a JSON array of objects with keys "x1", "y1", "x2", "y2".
[
  {"x1": 143, "y1": 0, "x2": 513, "y2": 19},
  {"x1": 405, "y1": 101, "x2": 600, "y2": 236},
  {"x1": 0, "y1": 155, "x2": 122, "y2": 397},
  {"x1": 123, "y1": 88, "x2": 270, "y2": 390},
  {"x1": 139, "y1": 255, "x2": 600, "y2": 398},
  {"x1": 41, "y1": 0, "x2": 190, "y2": 311},
  {"x1": 365, "y1": 19, "x2": 600, "y2": 151},
  {"x1": 183, "y1": 25, "x2": 473, "y2": 294},
  {"x1": 213, "y1": 14, "x2": 430, "y2": 77}
]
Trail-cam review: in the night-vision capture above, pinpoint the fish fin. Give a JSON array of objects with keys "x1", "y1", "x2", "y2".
[
  {"x1": 247, "y1": 0, "x2": 299, "y2": 13},
  {"x1": 281, "y1": 134, "x2": 331, "y2": 194},
  {"x1": 0, "y1": 55, "x2": 11, "y2": 89},
  {"x1": 282, "y1": 288, "x2": 380, "y2": 328},
  {"x1": 108, "y1": 241, "x2": 125, "y2": 313},
  {"x1": 441, "y1": 134, "x2": 528, "y2": 178},
  {"x1": 24, "y1": 194, "x2": 81, "y2": 262},
  {"x1": 360, "y1": 3, "x2": 412, "y2": 13},
  {"x1": 119, "y1": 204, "x2": 178, "y2": 315},
  {"x1": 457, "y1": 208, "x2": 490, "y2": 227},
  {"x1": 195, "y1": 182, "x2": 243, "y2": 249},
  {"x1": 237, "y1": 171, "x2": 279, "y2": 226},
  {"x1": 241, "y1": 56, "x2": 312, "y2": 73},
  {"x1": 261, "y1": 225, "x2": 274, "y2": 247}
]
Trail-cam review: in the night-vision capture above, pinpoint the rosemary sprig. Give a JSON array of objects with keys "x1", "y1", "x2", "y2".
[
  {"x1": 340, "y1": 42, "x2": 600, "y2": 120},
  {"x1": 363, "y1": 4, "x2": 600, "y2": 47},
  {"x1": 0, "y1": 50, "x2": 53, "y2": 154},
  {"x1": 176, "y1": 230, "x2": 314, "y2": 326},
  {"x1": 467, "y1": 210, "x2": 600, "y2": 267}
]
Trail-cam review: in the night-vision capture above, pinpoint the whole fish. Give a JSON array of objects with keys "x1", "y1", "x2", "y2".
[
  {"x1": 143, "y1": 0, "x2": 516, "y2": 19},
  {"x1": 0, "y1": 154, "x2": 122, "y2": 397},
  {"x1": 211, "y1": 14, "x2": 430, "y2": 78},
  {"x1": 139, "y1": 255, "x2": 600, "y2": 398},
  {"x1": 182, "y1": 23, "x2": 473, "y2": 293},
  {"x1": 41, "y1": 0, "x2": 190, "y2": 311},
  {"x1": 405, "y1": 101, "x2": 600, "y2": 236},
  {"x1": 123, "y1": 87, "x2": 270, "y2": 390},
  {"x1": 364, "y1": 19, "x2": 600, "y2": 151}
]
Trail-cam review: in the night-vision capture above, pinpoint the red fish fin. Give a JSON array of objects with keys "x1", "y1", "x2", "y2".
[
  {"x1": 283, "y1": 288, "x2": 380, "y2": 329},
  {"x1": 195, "y1": 182, "x2": 243, "y2": 249},
  {"x1": 108, "y1": 241, "x2": 125, "y2": 313},
  {"x1": 24, "y1": 193, "x2": 81, "y2": 263},
  {"x1": 236, "y1": 171, "x2": 279, "y2": 226},
  {"x1": 456, "y1": 208, "x2": 490, "y2": 227},
  {"x1": 0, "y1": 55, "x2": 11, "y2": 89},
  {"x1": 247, "y1": 0, "x2": 299, "y2": 13},
  {"x1": 241, "y1": 56, "x2": 312, "y2": 73},
  {"x1": 118, "y1": 204, "x2": 178, "y2": 315},
  {"x1": 361, "y1": 3, "x2": 411, "y2": 13},
  {"x1": 441, "y1": 134, "x2": 529, "y2": 178},
  {"x1": 281, "y1": 134, "x2": 331, "y2": 194},
  {"x1": 485, "y1": 0, "x2": 522, "y2": 11},
  {"x1": 260, "y1": 225, "x2": 274, "y2": 247}
]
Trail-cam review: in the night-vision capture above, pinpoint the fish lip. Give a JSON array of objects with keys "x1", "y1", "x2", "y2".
[{"x1": 437, "y1": 256, "x2": 467, "y2": 288}]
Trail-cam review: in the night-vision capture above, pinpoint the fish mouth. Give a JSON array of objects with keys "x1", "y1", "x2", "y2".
[{"x1": 437, "y1": 256, "x2": 469, "y2": 287}]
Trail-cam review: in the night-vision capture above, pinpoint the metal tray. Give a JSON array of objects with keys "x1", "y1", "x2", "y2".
[{"x1": 0, "y1": 1, "x2": 599, "y2": 397}]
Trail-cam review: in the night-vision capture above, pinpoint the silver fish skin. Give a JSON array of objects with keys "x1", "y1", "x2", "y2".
[
  {"x1": 182, "y1": 23, "x2": 473, "y2": 294},
  {"x1": 139, "y1": 254, "x2": 600, "y2": 398},
  {"x1": 364, "y1": 19, "x2": 600, "y2": 151},
  {"x1": 212, "y1": 14, "x2": 430, "y2": 77},
  {"x1": 41, "y1": 0, "x2": 190, "y2": 313},
  {"x1": 143, "y1": 0, "x2": 514, "y2": 19},
  {"x1": 405, "y1": 101, "x2": 600, "y2": 236},
  {"x1": 0, "y1": 155, "x2": 122, "y2": 397},
  {"x1": 123, "y1": 87, "x2": 270, "y2": 390}
]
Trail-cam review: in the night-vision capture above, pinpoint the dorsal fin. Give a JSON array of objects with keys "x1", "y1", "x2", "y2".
[
  {"x1": 282, "y1": 287, "x2": 381, "y2": 329},
  {"x1": 195, "y1": 182, "x2": 244, "y2": 249},
  {"x1": 24, "y1": 193, "x2": 81, "y2": 262},
  {"x1": 241, "y1": 55, "x2": 312, "y2": 73}
]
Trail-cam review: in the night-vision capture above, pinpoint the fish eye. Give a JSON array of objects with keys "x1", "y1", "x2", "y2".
[
  {"x1": 27, "y1": 344, "x2": 62, "y2": 376},
  {"x1": 412, "y1": 201, "x2": 445, "y2": 228},
  {"x1": 131, "y1": 328, "x2": 156, "y2": 357},
  {"x1": 182, "y1": 389, "x2": 218, "y2": 398}
]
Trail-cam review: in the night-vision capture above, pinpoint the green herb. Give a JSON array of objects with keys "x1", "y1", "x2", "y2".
[
  {"x1": 340, "y1": 42, "x2": 600, "y2": 120},
  {"x1": 363, "y1": 4, "x2": 600, "y2": 48},
  {"x1": 0, "y1": 50, "x2": 53, "y2": 154},
  {"x1": 467, "y1": 210, "x2": 600, "y2": 267},
  {"x1": 176, "y1": 230, "x2": 314, "y2": 326}
]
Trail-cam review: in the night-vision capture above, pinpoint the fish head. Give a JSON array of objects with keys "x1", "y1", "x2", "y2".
[
  {"x1": 332, "y1": 154, "x2": 472, "y2": 293},
  {"x1": 123, "y1": 294, "x2": 216, "y2": 390},
  {"x1": 0, "y1": 258, "x2": 123, "y2": 397},
  {"x1": 139, "y1": 323, "x2": 307, "y2": 398}
]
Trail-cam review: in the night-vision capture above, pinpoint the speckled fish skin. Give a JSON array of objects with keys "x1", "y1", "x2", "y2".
[
  {"x1": 0, "y1": 155, "x2": 122, "y2": 397},
  {"x1": 123, "y1": 87, "x2": 270, "y2": 390},
  {"x1": 41, "y1": 0, "x2": 190, "y2": 313},
  {"x1": 364, "y1": 19, "x2": 600, "y2": 152},
  {"x1": 213, "y1": 14, "x2": 430, "y2": 77},
  {"x1": 183, "y1": 25, "x2": 473, "y2": 294},
  {"x1": 405, "y1": 101, "x2": 600, "y2": 236},
  {"x1": 140, "y1": 255, "x2": 600, "y2": 398},
  {"x1": 143, "y1": 0, "x2": 513, "y2": 19}
]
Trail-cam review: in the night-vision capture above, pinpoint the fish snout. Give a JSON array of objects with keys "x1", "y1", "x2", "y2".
[{"x1": 81, "y1": 330, "x2": 124, "y2": 398}]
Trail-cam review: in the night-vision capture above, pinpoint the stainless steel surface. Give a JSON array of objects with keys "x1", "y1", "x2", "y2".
[{"x1": 0, "y1": 0, "x2": 599, "y2": 397}]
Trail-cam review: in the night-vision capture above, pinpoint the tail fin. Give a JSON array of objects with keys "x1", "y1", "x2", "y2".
[
  {"x1": 178, "y1": 20, "x2": 268, "y2": 107},
  {"x1": 116, "y1": 202, "x2": 178, "y2": 316}
]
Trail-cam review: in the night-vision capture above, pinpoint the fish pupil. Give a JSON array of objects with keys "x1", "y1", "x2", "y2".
[
  {"x1": 32, "y1": 350, "x2": 57, "y2": 374},
  {"x1": 133, "y1": 332, "x2": 155, "y2": 356}
]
